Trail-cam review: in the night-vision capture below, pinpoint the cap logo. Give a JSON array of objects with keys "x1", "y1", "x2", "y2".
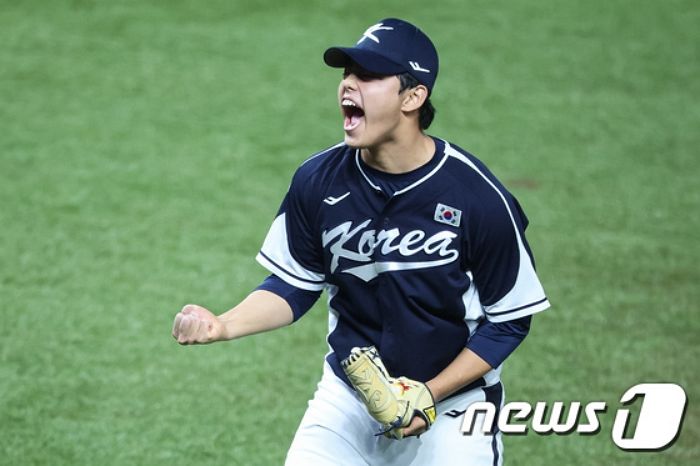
[
  {"x1": 409, "y1": 61, "x2": 431, "y2": 73},
  {"x1": 357, "y1": 23, "x2": 394, "y2": 44}
]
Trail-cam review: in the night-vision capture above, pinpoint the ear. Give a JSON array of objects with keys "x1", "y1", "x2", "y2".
[{"x1": 401, "y1": 85, "x2": 429, "y2": 112}]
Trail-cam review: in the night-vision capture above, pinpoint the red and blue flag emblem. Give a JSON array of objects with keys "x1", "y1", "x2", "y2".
[{"x1": 434, "y1": 203, "x2": 462, "y2": 227}]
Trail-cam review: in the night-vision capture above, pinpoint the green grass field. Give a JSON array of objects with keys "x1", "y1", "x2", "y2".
[{"x1": 1, "y1": 0, "x2": 698, "y2": 464}]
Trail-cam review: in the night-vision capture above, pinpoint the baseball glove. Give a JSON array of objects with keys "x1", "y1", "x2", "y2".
[{"x1": 341, "y1": 346, "x2": 436, "y2": 439}]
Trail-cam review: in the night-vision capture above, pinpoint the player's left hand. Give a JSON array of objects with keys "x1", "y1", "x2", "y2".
[
  {"x1": 400, "y1": 415, "x2": 429, "y2": 438},
  {"x1": 341, "y1": 346, "x2": 437, "y2": 440}
]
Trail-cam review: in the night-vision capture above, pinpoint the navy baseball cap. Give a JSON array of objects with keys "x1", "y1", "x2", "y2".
[{"x1": 323, "y1": 18, "x2": 439, "y2": 93}]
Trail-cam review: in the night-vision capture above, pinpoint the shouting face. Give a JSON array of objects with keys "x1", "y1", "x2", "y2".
[{"x1": 337, "y1": 63, "x2": 404, "y2": 149}]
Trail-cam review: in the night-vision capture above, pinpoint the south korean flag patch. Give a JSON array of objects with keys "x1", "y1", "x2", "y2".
[{"x1": 434, "y1": 203, "x2": 462, "y2": 227}]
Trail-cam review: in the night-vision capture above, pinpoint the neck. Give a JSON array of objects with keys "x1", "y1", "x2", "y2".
[{"x1": 360, "y1": 131, "x2": 435, "y2": 174}]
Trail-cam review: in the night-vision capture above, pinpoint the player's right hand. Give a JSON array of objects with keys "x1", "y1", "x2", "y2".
[{"x1": 172, "y1": 304, "x2": 224, "y2": 345}]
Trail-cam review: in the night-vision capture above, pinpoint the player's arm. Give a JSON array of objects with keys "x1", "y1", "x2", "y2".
[
  {"x1": 172, "y1": 275, "x2": 321, "y2": 345},
  {"x1": 402, "y1": 316, "x2": 532, "y2": 436},
  {"x1": 426, "y1": 315, "x2": 532, "y2": 401},
  {"x1": 426, "y1": 348, "x2": 492, "y2": 402},
  {"x1": 425, "y1": 323, "x2": 521, "y2": 402},
  {"x1": 172, "y1": 290, "x2": 294, "y2": 345}
]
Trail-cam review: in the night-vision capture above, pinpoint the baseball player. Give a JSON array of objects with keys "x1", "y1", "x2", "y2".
[{"x1": 172, "y1": 18, "x2": 549, "y2": 465}]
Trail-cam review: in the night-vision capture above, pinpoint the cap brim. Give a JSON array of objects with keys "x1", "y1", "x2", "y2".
[{"x1": 323, "y1": 47, "x2": 406, "y2": 76}]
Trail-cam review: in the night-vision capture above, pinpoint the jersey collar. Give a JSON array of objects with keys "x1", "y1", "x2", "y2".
[{"x1": 353, "y1": 137, "x2": 449, "y2": 196}]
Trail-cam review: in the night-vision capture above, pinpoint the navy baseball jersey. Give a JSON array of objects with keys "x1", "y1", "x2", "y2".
[{"x1": 257, "y1": 137, "x2": 549, "y2": 388}]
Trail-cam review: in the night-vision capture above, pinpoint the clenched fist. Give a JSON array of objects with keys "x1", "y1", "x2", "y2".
[{"x1": 172, "y1": 304, "x2": 225, "y2": 345}]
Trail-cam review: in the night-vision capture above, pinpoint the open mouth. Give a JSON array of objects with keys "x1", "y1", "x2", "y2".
[{"x1": 342, "y1": 99, "x2": 365, "y2": 131}]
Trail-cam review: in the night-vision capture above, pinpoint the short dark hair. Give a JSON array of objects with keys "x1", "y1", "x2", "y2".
[{"x1": 398, "y1": 73, "x2": 436, "y2": 130}]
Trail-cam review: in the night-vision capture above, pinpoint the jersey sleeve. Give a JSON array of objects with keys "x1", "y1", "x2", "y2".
[
  {"x1": 466, "y1": 315, "x2": 531, "y2": 367},
  {"x1": 255, "y1": 274, "x2": 322, "y2": 321},
  {"x1": 256, "y1": 168, "x2": 326, "y2": 292},
  {"x1": 467, "y1": 190, "x2": 549, "y2": 323}
]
